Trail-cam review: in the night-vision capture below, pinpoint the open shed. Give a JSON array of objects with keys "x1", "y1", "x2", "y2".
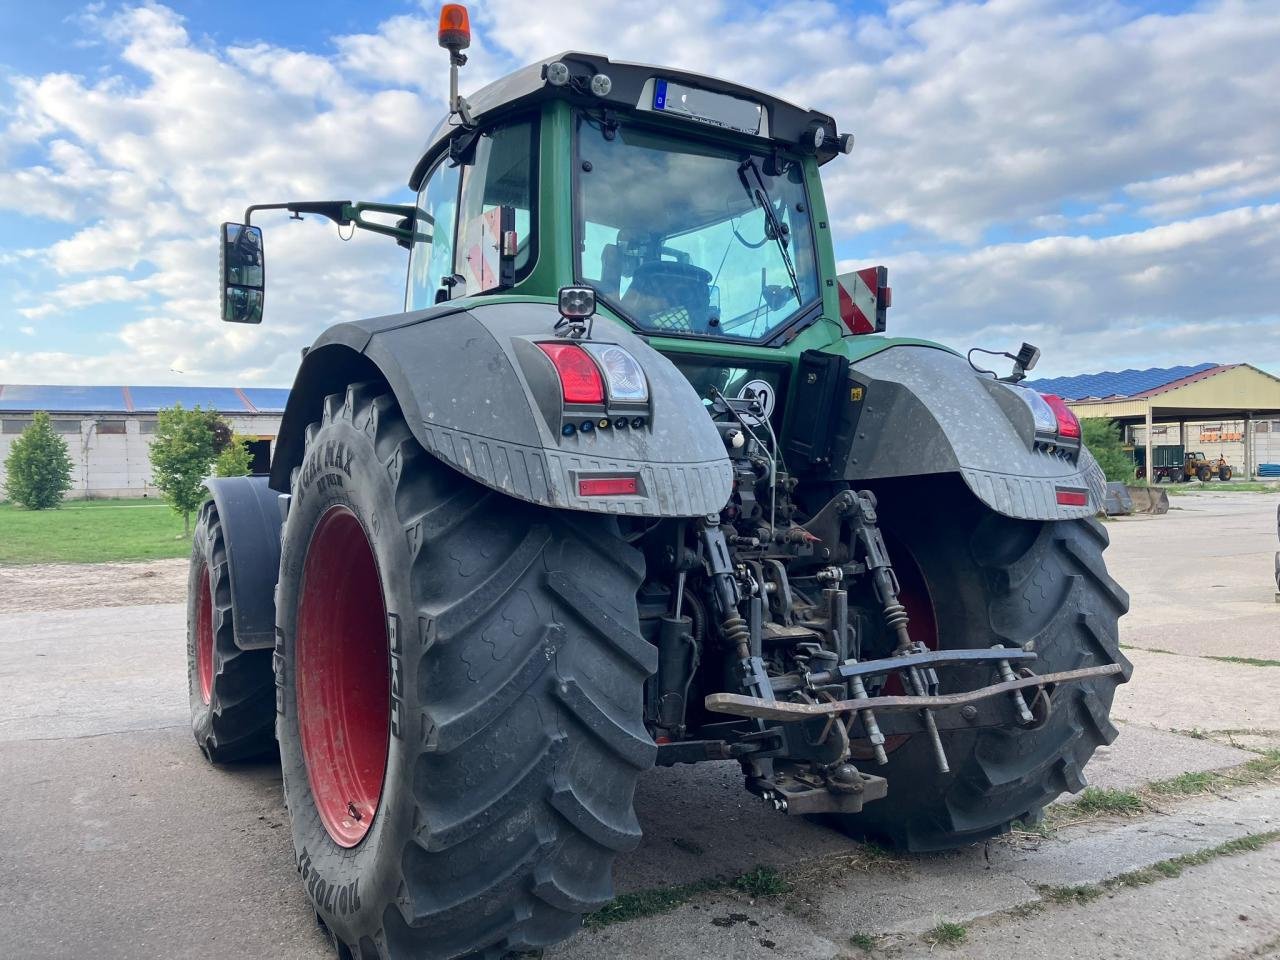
[{"x1": 1027, "y1": 363, "x2": 1280, "y2": 480}]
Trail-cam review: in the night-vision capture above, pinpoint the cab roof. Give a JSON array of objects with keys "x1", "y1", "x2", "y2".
[{"x1": 409, "y1": 51, "x2": 845, "y2": 190}]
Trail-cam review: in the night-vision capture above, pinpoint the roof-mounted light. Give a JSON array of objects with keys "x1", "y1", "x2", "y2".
[
  {"x1": 437, "y1": 4, "x2": 470, "y2": 50},
  {"x1": 545, "y1": 61, "x2": 570, "y2": 87},
  {"x1": 590, "y1": 73, "x2": 612, "y2": 97},
  {"x1": 805, "y1": 122, "x2": 826, "y2": 152},
  {"x1": 836, "y1": 132, "x2": 854, "y2": 154}
]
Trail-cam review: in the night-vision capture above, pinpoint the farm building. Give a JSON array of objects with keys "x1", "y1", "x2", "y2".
[
  {"x1": 1027, "y1": 363, "x2": 1280, "y2": 478},
  {"x1": 0, "y1": 385, "x2": 288, "y2": 500}
]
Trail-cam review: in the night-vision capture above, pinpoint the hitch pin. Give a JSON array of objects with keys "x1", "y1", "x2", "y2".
[
  {"x1": 993, "y1": 646, "x2": 1035, "y2": 724},
  {"x1": 848, "y1": 674, "x2": 888, "y2": 765},
  {"x1": 906, "y1": 666, "x2": 949, "y2": 774}
]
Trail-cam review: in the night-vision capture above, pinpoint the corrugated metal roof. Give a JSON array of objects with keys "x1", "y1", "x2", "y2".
[
  {"x1": 0, "y1": 384, "x2": 289, "y2": 414},
  {"x1": 1025, "y1": 363, "x2": 1219, "y2": 401}
]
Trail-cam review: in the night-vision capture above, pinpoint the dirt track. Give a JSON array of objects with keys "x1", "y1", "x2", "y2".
[{"x1": 0, "y1": 558, "x2": 187, "y2": 613}]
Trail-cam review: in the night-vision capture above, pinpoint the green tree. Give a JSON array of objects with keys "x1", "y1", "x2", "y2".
[
  {"x1": 214, "y1": 433, "x2": 253, "y2": 478},
  {"x1": 1081, "y1": 418, "x2": 1134, "y2": 483},
  {"x1": 3, "y1": 411, "x2": 73, "y2": 509},
  {"x1": 149, "y1": 405, "x2": 230, "y2": 535}
]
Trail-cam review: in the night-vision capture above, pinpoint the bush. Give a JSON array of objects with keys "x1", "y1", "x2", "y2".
[
  {"x1": 149, "y1": 405, "x2": 231, "y2": 534},
  {"x1": 214, "y1": 433, "x2": 253, "y2": 478},
  {"x1": 3, "y1": 411, "x2": 73, "y2": 509},
  {"x1": 1081, "y1": 418, "x2": 1134, "y2": 483}
]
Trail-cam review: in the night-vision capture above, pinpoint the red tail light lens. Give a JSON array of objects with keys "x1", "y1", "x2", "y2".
[
  {"x1": 537, "y1": 342, "x2": 605, "y2": 404},
  {"x1": 578, "y1": 476, "x2": 639, "y2": 496},
  {"x1": 1041, "y1": 393, "x2": 1081, "y2": 440}
]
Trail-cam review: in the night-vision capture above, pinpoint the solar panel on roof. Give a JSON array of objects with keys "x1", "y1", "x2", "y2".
[
  {"x1": 1026, "y1": 363, "x2": 1218, "y2": 401},
  {"x1": 0, "y1": 384, "x2": 126, "y2": 412},
  {"x1": 240, "y1": 388, "x2": 291, "y2": 412},
  {"x1": 0, "y1": 384, "x2": 291, "y2": 413},
  {"x1": 128, "y1": 386, "x2": 250, "y2": 412}
]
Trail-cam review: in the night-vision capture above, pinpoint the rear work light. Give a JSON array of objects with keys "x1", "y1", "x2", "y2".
[
  {"x1": 578, "y1": 476, "x2": 639, "y2": 497},
  {"x1": 1040, "y1": 394, "x2": 1081, "y2": 440},
  {"x1": 537, "y1": 342, "x2": 605, "y2": 404}
]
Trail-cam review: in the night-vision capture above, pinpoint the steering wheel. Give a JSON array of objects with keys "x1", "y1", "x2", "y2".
[{"x1": 629, "y1": 260, "x2": 712, "y2": 286}]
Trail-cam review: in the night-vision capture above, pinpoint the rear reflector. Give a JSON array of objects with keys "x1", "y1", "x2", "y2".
[
  {"x1": 537, "y1": 342, "x2": 605, "y2": 404},
  {"x1": 1041, "y1": 393, "x2": 1081, "y2": 440},
  {"x1": 579, "y1": 477, "x2": 638, "y2": 497},
  {"x1": 1056, "y1": 488, "x2": 1088, "y2": 507}
]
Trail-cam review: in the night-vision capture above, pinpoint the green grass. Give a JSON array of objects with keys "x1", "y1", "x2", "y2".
[
  {"x1": 0, "y1": 498, "x2": 190, "y2": 564},
  {"x1": 923, "y1": 921, "x2": 968, "y2": 947},
  {"x1": 1070, "y1": 787, "x2": 1144, "y2": 816},
  {"x1": 585, "y1": 863, "x2": 790, "y2": 928},
  {"x1": 1048, "y1": 750, "x2": 1280, "y2": 827},
  {"x1": 1206, "y1": 655, "x2": 1280, "y2": 668},
  {"x1": 1037, "y1": 831, "x2": 1280, "y2": 905},
  {"x1": 732, "y1": 865, "x2": 791, "y2": 897},
  {"x1": 848, "y1": 932, "x2": 879, "y2": 952},
  {"x1": 1166, "y1": 481, "x2": 1279, "y2": 495}
]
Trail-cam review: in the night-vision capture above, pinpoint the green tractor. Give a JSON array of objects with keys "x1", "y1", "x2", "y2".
[{"x1": 190, "y1": 8, "x2": 1130, "y2": 958}]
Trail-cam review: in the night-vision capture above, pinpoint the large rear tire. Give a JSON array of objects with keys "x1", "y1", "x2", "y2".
[
  {"x1": 832, "y1": 477, "x2": 1130, "y2": 852},
  {"x1": 275, "y1": 383, "x2": 655, "y2": 960},
  {"x1": 185, "y1": 499, "x2": 277, "y2": 762}
]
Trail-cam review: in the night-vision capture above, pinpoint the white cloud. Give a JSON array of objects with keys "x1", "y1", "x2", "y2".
[{"x1": 0, "y1": 0, "x2": 1277, "y2": 387}]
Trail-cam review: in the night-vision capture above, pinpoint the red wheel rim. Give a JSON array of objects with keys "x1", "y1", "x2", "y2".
[
  {"x1": 196, "y1": 562, "x2": 214, "y2": 705},
  {"x1": 296, "y1": 506, "x2": 390, "y2": 848}
]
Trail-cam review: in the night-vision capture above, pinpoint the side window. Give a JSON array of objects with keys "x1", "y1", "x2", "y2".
[
  {"x1": 406, "y1": 160, "x2": 461, "y2": 311},
  {"x1": 454, "y1": 120, "x2": 535, "y2": 296}
]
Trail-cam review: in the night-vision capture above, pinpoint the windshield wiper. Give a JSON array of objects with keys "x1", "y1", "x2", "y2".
[{"x1": 738, "y1": 158, "x2": 801, "y2": 307}]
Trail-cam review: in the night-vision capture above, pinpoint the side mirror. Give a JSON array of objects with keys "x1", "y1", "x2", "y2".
[{"x1": 220, "y1": 223, "x2": 265, "y2": 324}]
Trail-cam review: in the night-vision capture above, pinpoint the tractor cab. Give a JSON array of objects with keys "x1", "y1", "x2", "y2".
[{"x1": 223, "y1": 34, "x2": 890, "y2": 436}]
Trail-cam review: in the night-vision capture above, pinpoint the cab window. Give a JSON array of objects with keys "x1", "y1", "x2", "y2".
[
  {"x1": 454, "y1": 119, "x2": 535, "y2": 296},
  {"x1": 406, "y1": 160, "x2": 461, "y2": 310}
]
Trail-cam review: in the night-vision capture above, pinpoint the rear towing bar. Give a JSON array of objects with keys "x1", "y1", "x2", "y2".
[{"x1": 704, "y1": 646, "x2": 1124, "y2": 774}]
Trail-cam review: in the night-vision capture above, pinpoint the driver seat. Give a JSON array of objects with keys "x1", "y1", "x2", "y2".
[{"x1": 620, "y1": 261, "x2": 713, "y2": 333}]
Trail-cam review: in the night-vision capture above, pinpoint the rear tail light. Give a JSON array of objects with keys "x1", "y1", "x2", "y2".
[
  {"x1": 1040, "y1": 394, "x2": 1081, "y2": 440},
  {"x1": 536, "y1": 342, "x2": 604, "y2": 404},
  {"x1": 583, "y1": 343, "x2": 649, "y2": 403}
]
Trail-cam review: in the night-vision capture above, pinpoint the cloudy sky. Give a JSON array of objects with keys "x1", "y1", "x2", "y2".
[{"x1": 0, "y1": 0, "x2": 1277, "y2": 386}]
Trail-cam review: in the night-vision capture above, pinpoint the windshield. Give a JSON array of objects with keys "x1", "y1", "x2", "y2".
[{"x1": 576, "y1": 118, "x2": 820, "y2": 341}]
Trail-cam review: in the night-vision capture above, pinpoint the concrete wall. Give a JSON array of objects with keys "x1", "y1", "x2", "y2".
[
  {"x1": 1127, "y1": 418, "x2": 1280, "y2": 473},
  {"x1": 0, "y1": 414, "x2": 281, "y2": 500}
]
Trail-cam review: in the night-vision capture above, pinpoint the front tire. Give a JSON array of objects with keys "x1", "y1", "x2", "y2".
[
  {"x1": 275, "y1": 384, "x2": 655, "y2": 960},
  {"x1": 833, "y1": 477, "x2": 1130, "y2": 851}
]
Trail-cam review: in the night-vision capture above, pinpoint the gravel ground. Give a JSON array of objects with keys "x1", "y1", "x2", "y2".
[{"x1": 0, "y1": 557, "x2": 188, "y2": 613}]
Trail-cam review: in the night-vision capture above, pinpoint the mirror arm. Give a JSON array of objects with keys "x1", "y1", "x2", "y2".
[
  {"x1": 348, "y1": 202, "x2": 417, "y2": 244},
  {"x1": 243, "y1": 200, "x2": 415, "y2": 244}
]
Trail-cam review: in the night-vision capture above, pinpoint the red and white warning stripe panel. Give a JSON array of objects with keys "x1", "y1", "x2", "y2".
[{"x1": 836, "y1": 265, "x2": 891, "y2": 335}]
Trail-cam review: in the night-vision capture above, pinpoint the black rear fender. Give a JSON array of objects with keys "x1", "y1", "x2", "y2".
[
  {"x1": 840, "y1": 346, "x2": 1105, "y2": 521},
  {"x1": 270, "y1": 301, "x2": 732, "y2": 518},
  {"x1": 201, "y1": 475, "x2": 283, "y2": 651}
]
